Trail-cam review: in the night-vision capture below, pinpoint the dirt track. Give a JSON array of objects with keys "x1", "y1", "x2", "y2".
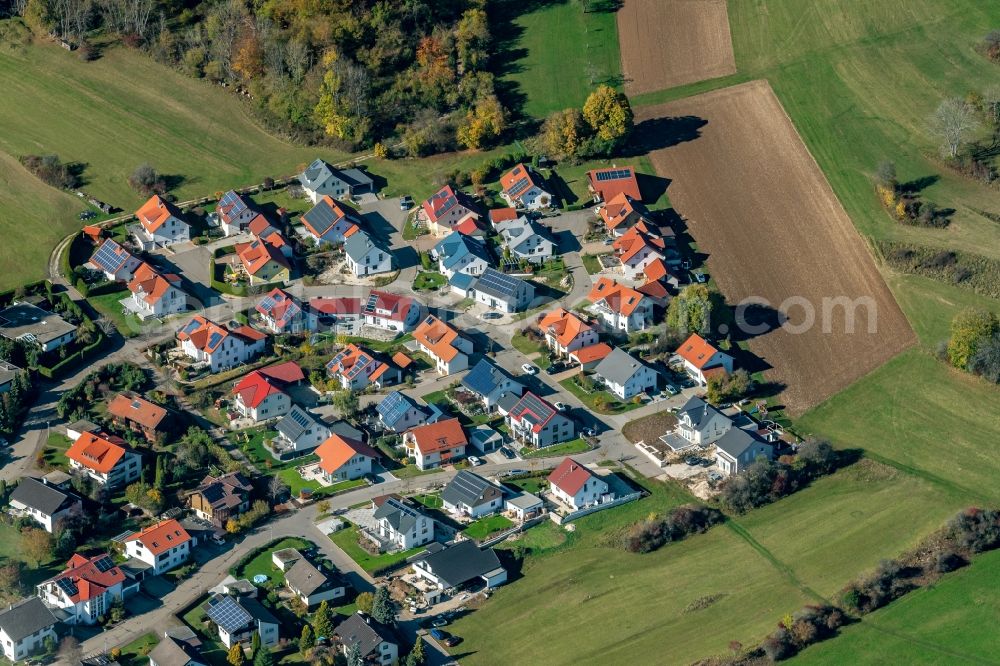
[
  {"x1": 636, "y1": 80, "x2": 915, "y2": 415},
  {"x1": 618, "y1": 0, "x2": 736, "y2": 96}
]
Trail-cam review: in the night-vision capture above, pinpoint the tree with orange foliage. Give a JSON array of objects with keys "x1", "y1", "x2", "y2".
[{"x1": 233, "y1": 31, "x2": 264, "y2": 81}]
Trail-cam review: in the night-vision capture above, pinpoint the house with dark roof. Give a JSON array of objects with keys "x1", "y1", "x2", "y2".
[
  {"x1": 0, "y1": 360, "x2": 20, "y2": 395},
  {"x1": 332, "y1": 613, "x2": 399, "y2": 666},
  {"x1": 432, "y1": 232, "x2": 490, "y2": 279},
  {"x1": 506, "y1": 392, "x2": 574, "y2": 448},
  {"x1": 659, "y1": 396, "x2": 733, "y2": 451},
  {"x1": 0, "y1": 303, "x2": 77, "y2": 352},
  {"x1": 122, "y1": 519, "x2": 193, "y2": 575},
  {"x1": 148, "y1": 633, "x2": 205, "y2": 666},
  {"x1": 470, "y1": 268, "x2": 535, "y2": 313},
  {"x1": 315, "y1": 434, "x2": 379, "y2": 483},
  {"x1": 107, "y1": 391, "x2": 172, "y2": 442},
  {"x1": 88, "y1": 238, "x2": 142, "y2": 282},
  {"x1": 37, "y1": 553, "x2": 130, "y2": 625},
  {"x1": 499, "y1": 163, "x2": 552, "y2": 210},
  {"x1": 593, "y1": 347, "x2": 658, "y2": 400},
  {"x1": 495, "y1": 215, "x2": 556, "y2": 264},
  {"x1": 9, "y1": 476, "x2": 82, "y2": 533},
  {"x1": 299, "y1": 159, "x2": 373, "y2": 203},
  {"x1": 300, "y1": 195, "x2": 363, "y2": 245},
  {"x1": 376, "y1": 392, "x2": 430, "y2": 434},
  {"x1": 714, "y1": 427, "x2": 774, "y2": 476},
  {"x1": 361, "y1": 290, "x2": 422, "y2": 332},
  {"x1": 460, "y1": 357, "x2": 524, "y2": 411},
  {"x1": 203, "y1": 593, "x2": 279, "y2": 648},
  {"x1": 273, "y1": 405, "x2": 332, "y2": 457},
  {"x1": 284, "y1": 557, "x2": 346, "y2": 607},
  {"x1": 188, "y1": 472, "x2": 253, "y2": 527},
  {"x1": 371, "y1": 498, "x2": 434, "y2": 550},
  {"x1": 421, "y1": 185, "x2": 480, "y2": 237},
  {"x1": 547, "y1": 457, "x2": 610, "y2": 510},
  {"x1": 0, "y1": 597, "x2": 59, "y2": 661},
  {"x1": 345, "y1": 230, "x2": 394, "y2": 277},
  {"x1": 441, "y1": 470, "x2": 503, "y2": 519},
  {"x1": 412, "y1": 540, "x2": 507, "y2": 592}
]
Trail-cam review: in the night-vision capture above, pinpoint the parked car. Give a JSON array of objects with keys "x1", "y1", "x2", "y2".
[
  {"x1": 400, "y1": 196, "x2": 413, "y2": 210},
  {"x1": 582, "y1": 427, "x2": 597, "y2": 437},
  {"x1": 693, "y1": 271, "x2": 708, "y2": 283},
  {"x1": 554, "y1": 401, "x2": 569, "y2": 412},
  {"x1": 444, "y1": 636, "x2": 462, "y2": 647},
  {"x1": 481, "y1": 311, "x2": 502, "y2": 320},
  {"x1": 467, "y1": 456, "x2": 483, "y2": 466},
  {"x1": 432, "y1": 618, "x2": 449, "y2": 628},
  {"x1": 499, "y1": 446, "x2": 516, "y2": 460},
  {"x1": 544, "y1": 362, "x2": 564, "y2": 375},
  {"x1": 521, "y1": 363, "x2": 538, "y2": 375},
  {"x1": 430, "y1": 629, "x2": 447, "y2": 641},
  {"x1": 663, "y1": 384, "x2": 678, "y2": 396}
]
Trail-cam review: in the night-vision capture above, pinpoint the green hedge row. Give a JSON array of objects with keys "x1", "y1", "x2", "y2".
[{"x1": 36, "y1": 333, "x2": 107, "y2": 379}]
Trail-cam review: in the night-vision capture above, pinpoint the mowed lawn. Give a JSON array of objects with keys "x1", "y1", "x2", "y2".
[
  {"x1": 497, "y1": 0, "x2": 621, "y2": 118},
  {"x1": 793, "y1": 547, "x2": 1000, "y2": 665}
]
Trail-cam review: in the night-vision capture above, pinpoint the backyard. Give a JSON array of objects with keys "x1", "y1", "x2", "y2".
[
  {"x1": 559, "y1": 375, "x2": 643, "y2": 414},
  {"x1": 520, "y1": 438, "x2": 590, "y2": 459},
  {"x1": 412, "y1": 271, "x2": 446, "y2": 291},
  {"x1": 328, "y1": 523, "x2": 424, "y2": 575},
  {"x1": 234, "y1": 537, "x2": 313, "y2": 587},
  {"x1": 462, "y1": 515, "x2": 514, "y2": 541}
]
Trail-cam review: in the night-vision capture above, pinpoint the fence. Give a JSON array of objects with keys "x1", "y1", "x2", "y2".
[
  {"x1": 479, "y1": 514, "x2": 548, "y2": 548},
  {"x1": 549, "y1": 491, "x2": 643, "y2": 525}
]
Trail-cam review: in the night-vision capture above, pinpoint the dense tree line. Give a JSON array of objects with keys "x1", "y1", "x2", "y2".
[
  {"x1": 946, "y1": 307, "x2": 1000, "y2": 383},
  {"x1": 623, "y1": 504, "x2": 725, "y2": 554},
  {"x1": 718, "y1": 440, "x2": 840, "y2": 514},
  {"x1": 56, "y1": 361, "x2": 147, "y2": 421}
]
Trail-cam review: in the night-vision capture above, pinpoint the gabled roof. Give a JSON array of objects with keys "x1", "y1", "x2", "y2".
[
  {"x1": 538, "y1": 307, "x2": 594, "y2": 347},
  {"x1": 147, "y1": 635, "x2": 202, "y2": 666},
  {"x1": 488, "y1": 207, "x2": 519, "y2": 226},
  {"x1": 715, "y1": 427, "x2": 770, "y2": 460},
  {"x1": 258, "y1": 360, "x2": 305, "y2": 384},
  {"x1": 362, "y1": 291, "x2": 414, "y2": 322},
  {"x1": 473, "y1": 268, "x2": 529, "y2": 301},
  {"x1": 508, "y1": 392, "x2": 559, "y2": 432},
  {"x1": 675, "y1": 333, "x2": 726, "y2": 370},
  {"x1": 344, "y1": 229, "x2": 391, "y2": 263},
  {"x1": 373, "y1": 498, "x2": 427, "y2": 533},
  {"x1": 569, "y1": 343, "x2": 613, "y2": 364},
  {"x1": 316, "y1": 434, "x2": 379, "y2": 474},
  {"x1": 301, "y1": 158, "x2": 335, "y2": 189},
  {"x1": 547, "y1": 457, "x2": 599, "y2": 496},
  {"x1": 333, "y1": 613, "x2": 398, "y2": 658},
  {"x1": 643, "y1": 257, "x2": 670, "y2": 281},
  {"x1": 128, "y1": 262, "x2": 182, "y2": 305},
  {"x1": 89, "y1": 239, "x2": 136, "y2": 274},
  {"x1": 66, "y1": 432, "x2": 130, "y2": 473},
  {"x1": 587, "y1": 278, "x2": 648, "y2": 316},
  {"x1": 177, "y1": 316, "x2": 230, "y2": 352},
  {"x1": 500, "y1": 163, "x2": 545, "y2": 200},
  {"x1": 0, "y1": 597, "x2": 58, "y2": 642},
  {"x1": 136, "y1": 195, "x2": 184, "y2": 234},
  {"x1": 107, "y1": 392, "x2": 167, "y2": 430},
  {"x1": 9, "y1": 477, "x2": 78, "y2": 516},
  {"x1": 256, "y1": 288, "x2": 303, "y2": 327},
  {"x1": 123, "y1": 518, "x2": 191, "y2": 556},
  {"x1": 406, "y1": 418, "x2": 467, "y2": 456},
  {"x1": 326, "y1": 343, "x2": 387, "y2": 382},
  {"x1": 205, "y1": 594, "x2": 277, "y2": 633},
  {"x1": 276, "y1": 405, "x2": 327, "y2": 443},
  {"x1": 45, "y1": 553, "x2": 124, "y2": 603},
  {"x1": 599, "y1": 193, "x2": 649, "y2": 231},
  {"x1": 376, "y1": 392, "x2": 425, "y2": 429},
  {"x1": 587, "y1": 166, "x2": 640, "y2": 202},
  {"x1": 195, "y1": 472, "x2": 252, "y2": 511},
  {"x1": 594, "y1": 347, "x2": 654, "y2": 386},
  {"x1": 234, "y1": 239, "x2": 290, "y2": 275},
  {"x1": 433, "y1": 232, "x2": 490, "y2": 270},
  {"x1": 677, "y1": 395, "x2": 728, "y2": 430},
  {"x1": 441, "y1": 470, "x2": 499, "y2": 509},
  {"x1": 614, "y1": 225, "x2": 665, "y2": 263},
  {"x1": 216, "y1": 190, "x2": 251, "y2": 225},
  {"x1": 232, "y1": 370, "x2": 287, "y2": 409},
  {"x1": 413, "y1": 315, "x2": 465, "y2": 362},
  {"x1": 422, "y1": 185, "x2": 478, "y2": 224},
  {"x1": 311, "y1": 296, "x2": 362, "y2": 317},
  {"x1": 301, "y1": 195, "x2": 360, "y2": 239},
  {"x1": 637, "y1": 278, "x2": 670, "y2": 301},
  {"x1": 496, "y1": 216, "x2": 552, "y2": 254},
  {"x1": 414, "y1": 540, "x2": 504, "y2": 589},
  {"x1": 462, "y1": 357, "x2": 521, "y2": 398}
]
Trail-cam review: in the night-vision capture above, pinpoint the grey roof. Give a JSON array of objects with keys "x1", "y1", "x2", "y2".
[
  {"x1": 376, "y1": 392, "x2": 425, "y2": 429},
  {"x1": 0, "y1": 597, "x2": 58, "y2": 642},
  {"x1": 65, "y1": 418, "x2": 99, "y2": 435},
  {"x1": 495, "y1": 391, "x2": 521, "y2": 413},
  {"x1": 333, "y1": 613, "x2": 398, "y2": 658},
  {"x1": 345, "y1": 230, "x2": 391, "y2": 263},
  {"x1": 300, "y1": 158, "x2": 335, "y2": 190},
  {"x1": 0, "y1": 303, "x2": 76, "y2": 345},
  {"x1": 677, "y1": 396, "x2": 729, "y2": 430},
  {"x1": 594, "y1": 347, "x2": 654, "y2": 386},
  {"x1": 284, "y1": 558, "x2": 338, "y2": 597},
  {"x1": 506, "y1": 492, "x2": 543, "y2": 511},
  {"x1": 204, "y1": 594, "x2": 278, "y2": 633},
  {"x1": 472, "y1": 268, "x2": 530, "y2": 301},
  {"x1": 414, "y1": 540, "x2": 504, "y2": 589},
  {"x1": 277, "y1": 405, "x2": 328, "y2": 443},
  {"x1": 441, "y1": 470, "x2": 500, "y2": 509},
  {"x1": 340, "y1": 168, "x2": 374, "y2": 189},
  {"x1": 10, "y1": 477, "x2": 78, "y2": 516},
  {"x1": 0, "y1": 360, "x2": 20, "y2": 388},
  {"x1": 301, "y1": 197, "x2": 353, "y2": 237},
  {"x1": 373, "y1": 498, "x2": 426, "y2": 533},
  {"x1": 147, "y1": 635, "x2": 201, "y2": 666},
  {"x1": 462, "y1": 358, "x2": 521, "y2": 397},
  {"x1": 329, "y1": 419, "x2": 364, "y2": 441},
  {"x1": 448, "y1": 271, "x2": 476, "y2": 291},
  {"x1": 715, "y1": 428, "x2": 771, "y2": 460},
  {"x1": 496, "y1": 217, "x2": 552, "y2": 254},
  {"x1": 433, "y1": 232, "x2": 490, "y2": 270}
]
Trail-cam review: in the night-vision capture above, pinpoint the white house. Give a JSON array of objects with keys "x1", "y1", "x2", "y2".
[
  {"x1": 674, "y1": 333, "x2": 735, "y2": 385},
  {"x1": 273, "y1": 406, "x2": 331, "y2": 457},
  {"x1": 8, "y1": 477, "x2": 82, "y2": 534},
  {"x1": 204, "y1": 594, "x2": 279, "y2": 649},
  {"x1": 420, "y1": 185, "x2": 481, "y2": 237},
  {"x1": 255, "y1": 288, "x2": 317, "y2": 334},
  {"x1": 126, "y1": 263, "x2": 187, "y2": 320},
  {"x1": 613, "y1": 226, "x2": 666, "y2": 281},
  {"x1": 495, "y1": 216, "x2": 556, "y2": 264},
  {"x1": 413, "y1": 315, "x2": 473, "y2": 375},
  {"x1": 592, "y1": 347, "x2": 658, "y2": 400},
  {"x1": 148, "y1": 634, "x2": 206, "y2": 666},
  {"x1": 333, "y1": 613, "x2": 399, "y2": 666},
  {"x1": 176, "y1": 316, "x2": 267, "y2": 373},
  {"x1": 299, "y1": 159, "x2": 373, "y2": 203},
  {"x1": 345, "y1": 230, "x2": 394, "y2": 277},
  {"x1": 659, "y1": 396, "x2": 733, "y2": 451},
  {"x1": 460, "y1": 358, "x2": 524, "y2": 410},
  {"x1": 587, "y1": 278, "x2": 654, "y2": 333},
  {"x1": 361, "y1": 291, "x2": 422, "y2": 332},
  {"x1": 231, "y1": 370, "x2": 291, "y2": 423},
  {"x1": 470, "y1": 268, "x2": 535, "y2": 313},
  {"x1": 506, "y1": 392, "x2": 575, "y2": 449},
  {"x1": 714, "y1": 428, "x2": 775, "y2": 476},
  {"x1": 441, "y1": 470, "x2": 504, "y2": 519},
  {"x1": 36, "y1": 553, "x2": 130, "y2": 625},
  {"x1": 537, "y1": 308, "x2": 599, "y2": 357},
  {"x1": 403, "y1": 418, "x2": 468, "y2": 470},
  {"x1": 499, "y1": 164, "x2": 552, "y2": 210},
  {"x1": 316, "y1": 434, "x2": 379, "y2": 483},
  {"x1": 88, "y1": 238, "x2": 142, "y2": 282},
  {"x1": 547, "y1": 457, "x2": 610, "y2": 510},
  {"x1": 132, "y1": 195, "x2": 189, "y2": 249},
  {"x1": 371, "y1": 498, "x2": 434, "y2": 550},
  {"x1": 326, "y1": 344, "x2": 401, "y2": 391},
  {"x1": 122, "y1": 519, "x2": 193, "y2": 575},
  {"x1": 216, "y1": 190, "x2": 257, "y2": 236},
  {"x1": 66, "y1": 432, "x2": 142, "y2": 488},
  {"x1": 0, "y1": 598, "x2": 59, "y2": 662},
  {"x1": 284, "y1": 557, "x2": 346, "y2": 608},
  {"x1": 0, "y1": 303, "x2": 77, "y2": 353},
  {"x1": 412, "y1": 540, "x2": 507, "y2": 592},
  {"x1": 432, "y1": 232, "x2": 490, "y2": 279}
]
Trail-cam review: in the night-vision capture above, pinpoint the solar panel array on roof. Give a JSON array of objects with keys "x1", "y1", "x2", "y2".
[
  {"x1": 258, "y1": 294, "x2": 277, "y2": 312},
  {"x1": 180, "y1": 319, "x2": 202, "y2": 336},
  {"x1": 304, "y1": 199, "x2": 339, "y2": 234},
  {"x1": 206, "y1": 595, "x2": 253, "y2": 633},
  {"x1": 365, "y1": 292, "x2": 379, "y2": 312},
  {"x1": 377, "y1": 392, "x2": 416, "y2": 425},
  {"x1": 517, "y1": 392, "x2": 554, "y2": 424},
  {"x1": 207, "y1": 331, "x2": 224, "y2": 349},
  {"x1": 474, "y1": 268, "x2": 522, "y2": 299},
  {"x1": 507, "y1": 177, "x2": 531, "y2": 197},
  {"x1": 595, "y1": 168, "x2": 632, "y2": 182},
  {"x1": 219, "y1": 191, "x2": 248, "y2": 215},
  {"x1": 56, "y1": 577, "x2": 77, "y2": 597},
  {"x1": 92, "y1": 240, "x2": 129, "y2": 272},
  {"x1": 462, "y1": 358, "x2": 502, "y2": 396},
  {"x1": 289, "y1": 408, "x2": 311, "y2": 428},
  {"x1": 93, "y1": 555, "x2": 116, "y2": 573}
]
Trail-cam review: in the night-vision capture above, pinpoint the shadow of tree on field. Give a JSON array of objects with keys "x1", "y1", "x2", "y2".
[
  {"x1": 623, "y1": 115, "x2": 708, "y2": 156},
  {"x1": 897, "y1": 174, "x2": 939, "y2": 194}
]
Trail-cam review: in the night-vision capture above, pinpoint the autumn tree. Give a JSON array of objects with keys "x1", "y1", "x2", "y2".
[
  {"x1": 23, "y1": 0, "x2": 55, "y2": 35},
  {"x1": 355, "y1": 591, "x2": 374, "y2": 614},
  {"x1": 457, "y1": 94, "x2": 506, "y2": 150},
  {"x1": 233, "y1": 30, "x2": 264, "y2": 81},
  {"x1": 0, "y1": 561, "x2": 22, "y2": 597},
  {"x1": 928, "y1": 98, "x2": 981, "y2": 158},
  {"x1": 312, "y1": 600, "x2": 334, "y2": 639},
  {"x1": 582, "y1": 85, "x2": 633, "y2": 146},
  {"x1": 227, "y1": 642, "x2": 245, "y2": 666},
  {"x1": 540, "y1": 109, "x2": 584, "y2": 160},
  {"x1": 666, "y1": 284, "x2": 713, "y2": 335},
  {"x1": 454, "y1": 8, "x2": 489, "y2": 72},
  {"x1": 21, "y1": 528, "x2": 53, "y2": 568},
  {"x1": 314, "y1": 55, "x2": 372, "y2": 145},
  {"x1": 948, "y1": 308, "x2": 999, "y2": 371}
]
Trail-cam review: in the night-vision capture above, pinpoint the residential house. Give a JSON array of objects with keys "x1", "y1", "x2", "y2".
[
  {"x1": 505, "y1": 492, "x2": 544, "y2": 522},
  {"x1": 593, "y1": 347, "x2": 658, "y2": 400},
  {"x1": 0, "y1": 303, "x2": 77, "y2": 352},
  {"x1": 216, "y1": 191, "x2": 257, "y2": 236},
  {"x1": 714, "y1": 428, "x2": 774, "y2": 476},
  {"x1": 176, "y1": 316, "x2": 267, "y2": 373},
  {"x1": 659, "y1": 396, "x2": 733, "y2": 451},
  {"x1": 284, "y1": 557, "x2": 346, "y2": 608},
  {"x1": 148, "y1": 634, "x2": 205, "y2": 666},
  {"x1": 126, "y1": 263, "x2": 187, "y2": 320},
  {"x1": 316, "y1": 433, "x2": 379, "y2": 483},
  {"x1": 466, "y1": 268, "x2": 533, "y2": 313},
  {"x1": 188, "y1": 472, "x2": 253, "y2": 527},
  {"x1": 421, "y1": 185, "x2": 480, "y2": 237},
  {"x1": 598, "y1": 193, "x2": 652, "y2": 237},
  {"x1": 613, "y1": 225, "x2": 666, "y2": 280},
  {"x1": 495, "y1": 216, "x2": 556, "y2": 264},
  {"x1": 299, "y1": 159, "x2": 373, "y2": 203},
  {"x1": 371, "y1": 498, "x2": 434, "y2": 550},
  {"x1": 403, "y1": 418, "x2": 468, "y2": 470},
  {"x1": 36, "y1": 553, "x2": 128, "y2": 625},
  {"x1": 66, "y1": 432, "x2": 141, "y2": 488},
  {"x1": 345, "y1": 230, "x2": 394, "y2": 277},
  {"x1": 460, "y1": 357, "x2": 524, "y2": 410},
  {"x1": 507, "y1": 392, "x2": 575, "y2": 448},
  {"x1": 432, "y1": 232, "x2": 490, "y2": 279},
  {"x1": 232, "y1": 239, "x2": 290, "y2": 286},
  {"x1": 300, "y1": 196, "x2": 362, "y2": 245},
  {"x1": 273, "y1": 406, "x2": 331, "y2": 457},
  {"x1": 587, "y1": 278, "x2": 654, "y2": 332},
  {"x1": 107, "y1": 392, "x2": 172, "y2": 442},
  {"x1": 376, "y1": 392, "x2": 430, "y2": 434},
  {"x1": 256, "y1": 288, "x2": 316, "y2": 334},
  {"x1": 231, "y1": 364, "x2": 303, "y2": 423},
  {"x1": 0, "y1": 598, "x2": 59, "y2": 662},
  {"x1": 88, "y1": 239, "x2": 142, "y2": 282},
  {"x1": 568, "y1": 343, "x2": 613, "y2": 371},
  {"x1": 538, "y1": 308, "x2": 599, "y2": 357},
  {"x1": 412, "y1": 540, "x2": 507, "y2": 593},
  {"x1": 547, "y1": 457, "x2": 610, "y2": 510},
  {"x1": 122, "y1": 519, "x2": 193, "y2": 575},
  {"x1": 9, "y1": 477, "x2": 82, "y2": 533},
  {"x1": 587, "y1": 166, "x2": 640, "y2": 203},
  {"x1": 674, "y1": 333, "x2": 734, "y2": 385},
  {"x1": 441, "y1": 470, "x2": 503, "y2": 519},
  {"x1": 499, "y1": 163, "x2": 552, "y2": 210},
  {"x1": 332, "y1": 613, "x2": 399, "y2": 666},
  {"x1": 413, "y1": 315, "x2": 473, "y2": 375},
  {"x1": 487, "y1": 207, "x2": 519, "y2": 227},
  {"x1": 326, "y1": 344, "x2": 400, "y2": 390},
  {"x1": 247, "y1": 214, "x2": 293, "y2": 259},
  {"x1": 203, "y1": 593, "x2": 279, "y2": 649},
  {"x1": 310, "y1": 297, "x2": 362, "y2": 330},
  {"x1": 132, "y1": 195, "x2": 189, "y2": 249},
  {"x1": 361, "y1": 290, "x2": 420, "y2": 333},
  {"x1": 0, "y1": 360, "x2": 20, "y2": 394}
]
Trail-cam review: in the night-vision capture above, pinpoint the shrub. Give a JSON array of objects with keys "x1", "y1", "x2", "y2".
[
  {"x1": 128, "y1": 164, "x2": 166, "y2": 195},
  {"x1": 20, "y1": 154, "x2": 79, "y2": 189},
  {"x1": 623, "y1": 504, "x2": 724, "y2": 553},
  {"x1": 718, "y1": 439, "x2": 839, "y2": 513}
]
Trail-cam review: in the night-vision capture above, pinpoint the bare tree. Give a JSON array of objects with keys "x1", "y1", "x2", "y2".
[
  {"x1": 284, "y1": 38, "x2": 310, "y2": 83},
  {"x1": 928, "y1": 98, "x2": 981, "y2": 158},
  {"x1": 58, "y1": 637, "x2": 83, "y2": 665},
  {"x1": 983, "y1": 85, "x2": 1000, "y2": 126},
  {"x1": 267, "y1": 475, "x2": 289, "y2": 502}
]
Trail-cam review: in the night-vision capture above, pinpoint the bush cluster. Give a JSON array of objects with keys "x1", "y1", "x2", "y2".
[
  {"x1": 623, "y1": 504, "x2": 725, "y2": 554},
  {"x1": 718, "y1": 440, "x2": 839, "y2": 514},
  {"x1": 760, "y1": 605, "x2": 846, "y2": 661},
  {"x1": 19, "y1": 154, "x2": 79, "y2": 189}
]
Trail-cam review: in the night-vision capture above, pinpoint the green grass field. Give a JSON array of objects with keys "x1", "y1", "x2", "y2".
[
  {"x1": 328, "y1": 524, "x2": 423, "y2": 575},
  {"x1": 235, "y1": 537, "x2": 312, "y2": 586}
]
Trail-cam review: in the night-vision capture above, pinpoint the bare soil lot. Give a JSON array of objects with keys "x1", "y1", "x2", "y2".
[
  {"x1": 618, "y1": 0, "x2": 736, "y2": 95},
  {"x1": 636, "y1": 80, "x2": 915, "y2": 414}
]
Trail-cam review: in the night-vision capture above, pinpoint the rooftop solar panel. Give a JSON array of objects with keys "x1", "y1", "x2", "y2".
[
  {"x1": 180, "y1": 319, "x2": 202, "y2": 335},
  {"x1": 94, "y1": 555, "x2": 116, "y2": 573},
  {"x1": 207, "y1": 331, "x2": 224, "y2": 349},
  {"x1": 595, "y1": 168, "x2": 633, "y2": 182}
]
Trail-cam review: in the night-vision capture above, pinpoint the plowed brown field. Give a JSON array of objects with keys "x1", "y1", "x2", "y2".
[
  {"x1": 636, "y1": 80, "x2": 915, "y2": 414},
  {"x1": 618, "y1": 0, "x2": 736, "y2": 95}
]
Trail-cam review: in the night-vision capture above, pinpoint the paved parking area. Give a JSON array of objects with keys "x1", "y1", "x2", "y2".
[{"x1": 344, "y1": 507, "x2": 378, "y2": 531}]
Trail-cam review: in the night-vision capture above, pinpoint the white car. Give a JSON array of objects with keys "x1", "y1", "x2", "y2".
[
  {"x1": 467, "y1": 456, "x2": 483, "y2": 466},
  {"x1": 554, "y1": 401, "x2": 569, "y2": 412},
  {"x1": 521, "y1": 363, "x2": 538, "y2": 375}
]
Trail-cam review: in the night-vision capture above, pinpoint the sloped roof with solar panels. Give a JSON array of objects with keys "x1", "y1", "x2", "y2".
[
  {"x1": 204, "y1": 593, "x2": 279, "y2": 633},
  {"x1": 301, "y1": 195, "x2": 360, "y2": 238},
  {"x1": 256, "y1": 288, "x2": 303, "y2": 328},
  {"x1": 217, "y1": 190, "x2": 250, "y2": 224},
  {"x1": 472, "y1": 267, "x2": 528, "y2": 301},
  {"x1": 376, "y1": 392, "x2": 426, "y2": 430},
  {"x1": 500, "y1": 163, "x2": 546, "y2": 201},
  {"x1": 42, "y1": 552, "x2": 125, "y2": 603},
  {"x1": 508, "y1": 392, "x2": 559, "y2": 432},
  {"x1": 587, "y1": 166, "x2": 640, "y2": 202},
  {"x1": 461, "y1": 357, "x2": 522, "y2": 398},
  {"x1": 433, "y1": 232, "x2": 490, "y2": 270},
  {"x1": 89, "y1": 239, "x2": 137, "y2": 275},
  {"x1": 277, "y1": 405, "x2": 327, "y2": 443}
]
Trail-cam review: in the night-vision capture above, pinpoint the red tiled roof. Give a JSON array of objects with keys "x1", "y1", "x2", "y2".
[
  {"x1": 500, "y1": 163, "x2": 542, "y2": 200},
  {"x1": 49, "y1": 553, "x2": 125, "y2": 603},
  {"x1": 406, "y1": 418, "x2": 467, "y2": 456},
  {"x1": 587, "y1": 278, "x2": 648, "y2": 316},
  {"x1": 570, "y1": 343, "x2": 613, "y2": 364},
  {"x1": 488, "y1": 208, "x2": 518, "y2": 225},
  {"x1": 538, "y1": 308, "x2": 594, "y2": 348},
  {"x1": 66, "y1": 432, "x2": 129, "y2": 474},
  {"x1": 316, "y1": 434, "x2": 379, "y2": 474},
  {"x1": 258, "y1": 360, "x2": 305, "y2": 384},
  {"x1": 414, "y1": 315, "x2": 464, "y2": 362},
  {"x1": 548, "y1": 457, "x2": 597, "y2": 496},
  {"x1": 128, "y1": 262, "x2": 181, "y2": 305},
  {"x1": 234, "y1": 239, "x2": 289, "y2": 276},
  {"x1": 310, "y1": 297, "x2": 362, "y2": 316},
  {"x1": 587, "y1": 166, "x2": 640, "y2": 202},
  {"x1": 232, "y1": 370, "x2": 286, "y2": 409},
  {"x1": 107, "y1": 393, "x2": 167, "y2": 430},
  {"x1": 362, "y1": 291, "x2": 413, "y2": 322},
  {"x1": 136, "y1": 195, "x2": 184, "y2": 234},
  {"x1": 675, "y1": 333, "x2": 723, "y2": 370},
  {"x1": 124, "y1": 518, "x2": 191, "y2": 556}
]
